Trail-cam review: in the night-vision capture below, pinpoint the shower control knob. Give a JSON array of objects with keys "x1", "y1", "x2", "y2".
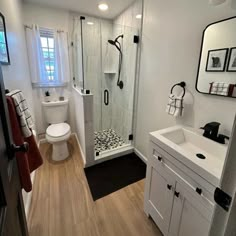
[{"x1": 118, "y1": 81, "x2": 124, "y2": 89}]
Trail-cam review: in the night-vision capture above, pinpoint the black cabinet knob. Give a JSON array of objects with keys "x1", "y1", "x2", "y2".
[
  {"x1": 196, "y1": 188, "x2": 202, "y2": 195},
  {"x1": 167, "y1": 184, "x2": 172, "y2": 190},
  {"x1": 158, "y1": 156, "x2": 162, "y2": 162},
  {"x1": 175, "y1": 191, "x2": 180, "y2": 198}
]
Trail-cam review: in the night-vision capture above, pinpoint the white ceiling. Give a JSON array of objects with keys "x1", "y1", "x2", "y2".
[{"x1": 23, "y1": 0, "x2": 136, "y2": 19}]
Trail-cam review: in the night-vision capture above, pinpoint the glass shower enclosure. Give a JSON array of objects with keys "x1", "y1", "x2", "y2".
[{"x1": 73, "y1": 15, "x2": 140, "y2": 161}]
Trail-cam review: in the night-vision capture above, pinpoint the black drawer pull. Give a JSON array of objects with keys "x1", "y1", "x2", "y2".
[
  {"x1": 196, "y1": 188, "x2": 202, "y2": 195},
  {"x1": 175, "y1": 191, "x2": 180, "y2": 198},
  {"x1": 158, "y1": 156, "x2": 162, "y2": 162},
  {"x1": 167, "y1": 184, "x2": 172, "y2": 190}
]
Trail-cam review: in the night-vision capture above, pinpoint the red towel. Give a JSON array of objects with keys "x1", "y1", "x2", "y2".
[{"x1": 6, "y1": 96, "x2": 43, "y2": 192}]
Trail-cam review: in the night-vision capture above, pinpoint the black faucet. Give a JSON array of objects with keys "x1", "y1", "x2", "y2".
[{"x1": 201, "y1": 122, "x2": 229, "y2": 144}]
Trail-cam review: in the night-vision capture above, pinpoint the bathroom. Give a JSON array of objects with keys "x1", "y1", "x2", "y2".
[{"x1": 0, "y1": 0, "x2": 236, "y2": 235}]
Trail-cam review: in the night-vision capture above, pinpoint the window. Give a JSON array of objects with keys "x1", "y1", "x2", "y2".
[
  {"x1": 40, "y1": 29, "x2": 55, "y2": 82},
  {"x1": 26, "y1": 25, "x2": 69, "y2": 87},
  {"x1": 0, "y1": 31, "x2": 7, "y2": 62},
  {"x1": 0, "y1": 20, "x2": 8, "y2": 64}
]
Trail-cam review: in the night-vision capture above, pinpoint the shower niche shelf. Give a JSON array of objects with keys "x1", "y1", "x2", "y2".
[{"x1": 103, "y1": 71, "x2": 117, "y2": 75}]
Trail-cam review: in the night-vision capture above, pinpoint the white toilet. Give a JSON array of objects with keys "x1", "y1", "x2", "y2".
[{"x1": 42, "y1": 99, "x2": 71, "y2": 161}]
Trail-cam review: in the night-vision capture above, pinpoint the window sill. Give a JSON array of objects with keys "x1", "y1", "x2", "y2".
[{"x1": 32, "y1": 82, "x2": 68, "y2": 88}]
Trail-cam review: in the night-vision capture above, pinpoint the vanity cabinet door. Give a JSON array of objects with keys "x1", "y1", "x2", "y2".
[
  {"x1": 168, "y1": 182, "x2": 212, "y2": 236},
  {"x1": 145, "y1": 164, "x2": 176, "y2": 236}
]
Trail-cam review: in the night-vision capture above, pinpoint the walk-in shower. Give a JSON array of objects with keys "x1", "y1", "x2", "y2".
[{"x1": 72, "y1": 0, "x2": 142, "y2": 163}]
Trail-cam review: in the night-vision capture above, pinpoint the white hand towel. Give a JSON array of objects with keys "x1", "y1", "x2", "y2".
[
  {"x1": 7, "y1": 90, "x2": 34, "y2": 137},
  {"x1": 166, "y1": 94, "x2": 184, "y2": 117},
  {"x1": 210, "y1": 82, "x2": 230, "y2": 96}
]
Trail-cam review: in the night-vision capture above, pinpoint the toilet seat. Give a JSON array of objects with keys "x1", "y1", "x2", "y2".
[
  {"x1": 47, "y1": 123, "x2": 70, "y2": 138},
  {"x1": 46, "y1": 123, "x2": 71, "y2": 143}
]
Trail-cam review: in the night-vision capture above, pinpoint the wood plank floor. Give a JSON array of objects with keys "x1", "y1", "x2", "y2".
[{"x1": 28, "y1": 135, "x2": 162, "y2": 236}]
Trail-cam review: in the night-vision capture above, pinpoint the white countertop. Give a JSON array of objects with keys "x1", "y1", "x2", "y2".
[{"x1": 149, "y1": 126, "x2": 228, "y2": 187}]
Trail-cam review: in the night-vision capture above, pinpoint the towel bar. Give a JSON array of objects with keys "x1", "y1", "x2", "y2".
[{"x1": 170, "y1": 81, "x2": 186, "y2": 98}]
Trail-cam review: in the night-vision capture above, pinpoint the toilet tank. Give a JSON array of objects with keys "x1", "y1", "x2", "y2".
[{"x1": 42, "y1": 100, "x2": 69, "y2": 124}]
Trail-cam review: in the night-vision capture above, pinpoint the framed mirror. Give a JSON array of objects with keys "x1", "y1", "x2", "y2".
[
  {"x1": 0, "y1": 13, "x2": 10, "y2": 65},
  {"x1": 196, "y1": 17, "x2": 236, "y2": 98}
]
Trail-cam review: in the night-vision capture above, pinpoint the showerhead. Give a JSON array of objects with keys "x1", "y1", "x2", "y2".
[
  {"x1": 108, "y1": 39, "x2": 121, "y2": 52},
  {"x1": 108, "y1": 34, "x2": 124, "y2": 50},
  {"x1": 108, "y1": 40, "x2": 116, "y2": 45}
]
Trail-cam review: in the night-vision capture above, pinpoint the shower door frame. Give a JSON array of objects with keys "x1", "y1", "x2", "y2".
[{"x1": 95, "y1": 23, "x2": 140, "y2": 161}]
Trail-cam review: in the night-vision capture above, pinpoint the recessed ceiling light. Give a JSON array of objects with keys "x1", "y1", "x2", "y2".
[
  {"x1": 98, "y1": 3, "x2": 109, "y2": 11},
  {"x1": 136, "y1": 14, "x2": 142, "y2": 19},
  {"x1": 87, "y1": 22, "x2": 94, "y2": 25}
]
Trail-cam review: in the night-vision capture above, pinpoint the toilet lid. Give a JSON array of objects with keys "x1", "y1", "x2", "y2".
[{"x1": 46, "y1": 123, "x2": 70, "y2": 138}]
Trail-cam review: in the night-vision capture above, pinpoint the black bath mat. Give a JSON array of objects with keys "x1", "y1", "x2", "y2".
[{"x1": 84, "y1": 153, "x2": 146, "y2": 201}]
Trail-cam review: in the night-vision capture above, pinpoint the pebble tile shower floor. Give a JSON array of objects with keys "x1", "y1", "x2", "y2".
[{"x1": 94, "y1": 129, "x2": 125, "y2": 153}]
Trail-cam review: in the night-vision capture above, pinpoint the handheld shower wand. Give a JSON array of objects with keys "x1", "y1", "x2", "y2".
[{"x1": 108, "y1": 34, "x2": 124, "y2": 89}]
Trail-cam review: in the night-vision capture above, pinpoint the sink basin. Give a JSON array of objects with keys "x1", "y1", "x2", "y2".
[
  {"x1": 150, "y1": 126, "x2": 228, "y2": 186},
  {"x1": 161, "y1": 127, "x2": 226, "y2": 160}
]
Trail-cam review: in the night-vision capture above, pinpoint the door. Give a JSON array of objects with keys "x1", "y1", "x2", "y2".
[
  {"x1": 144, "y1": 164, "x2": 176, "y2": 235},
  {"x1": 169, "y1": 182, "x2": 212, "y2": 236},
  {"x1": 0, "y1": 66, "x2": 28, "y2": 235},
  {"x1": 101, "y1": 24, "x2": 139, "y2": 147},
  {"x1": 98, "y1": 23, "x2": 139, "y2": 157},
  {"x1": 209, "y1": 114, "x2": 236, "y2": 236}
]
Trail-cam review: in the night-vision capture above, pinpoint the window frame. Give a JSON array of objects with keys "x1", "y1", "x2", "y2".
[{"x1": 39, "y1": 28, "x2": 56, "y2": 85}]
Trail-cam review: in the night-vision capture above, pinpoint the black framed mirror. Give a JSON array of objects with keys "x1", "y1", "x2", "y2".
[
  {"x1": 196, "y1": 16, "x2": 236, "y2": 98},
  {"x1": 0, "y1": 12, "x2": 10, "y2": 65}
]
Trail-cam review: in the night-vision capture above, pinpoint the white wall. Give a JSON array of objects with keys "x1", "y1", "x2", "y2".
[
  {"x1": 23, "y1": 3, "x2": 69, "y2": 30},
  {"x1": 0, "y1": 0, "x2": 35, "y2": 120},
  {"x1": 73, "y1": 87, "x2": 94, "y2": 166},
  {"x1": 22, "y1": 3, "x2": 75, "y2": 134},
  {"x1": 135, "y1": 0, "x2": 236, "y2": 158},
  {"x1": 114, "y1": 0, "x2": 143, "y2": 29}
]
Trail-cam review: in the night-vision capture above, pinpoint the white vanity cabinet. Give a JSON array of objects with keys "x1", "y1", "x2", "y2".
[
  {"x1": 147, "y1": 162, "x2": 176, "y2": 235},
  {"x1": 144, "y1": 142, "x2": 215, "y2": 236},
  {"x1": 168, "y1": 181, "x2": 212, "y2": 236}
]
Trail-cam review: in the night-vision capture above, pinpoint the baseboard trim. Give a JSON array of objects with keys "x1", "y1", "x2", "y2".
[
  {"x1": 72, "y1": 133, "x2": 86, "y2": 166},
  {"x1": 39, "y1": 138, "x2": 47, "y2": 145},
  {"x1": 134, "y1": 148, "x2": 147, "y2": 163},
  {"x1": 24, "y1": 130, "x2": 38, "y2": 220}
]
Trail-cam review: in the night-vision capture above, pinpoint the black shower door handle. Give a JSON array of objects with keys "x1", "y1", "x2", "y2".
[{"x1": 104, "y1": 89, "x2": 109, "y2": 106}]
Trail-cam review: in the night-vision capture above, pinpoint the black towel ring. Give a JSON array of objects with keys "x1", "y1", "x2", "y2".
[{"x1": 170, "y1": 81, "x2": 186, "y2": 98}]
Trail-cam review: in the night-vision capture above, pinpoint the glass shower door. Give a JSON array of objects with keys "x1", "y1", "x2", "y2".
[
  {"x1": 96, "y1": 23, "x2": 139, "y2": 155},
  {"x1": 72, "y1": 15, "x2": 141, "y2": 161}
]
